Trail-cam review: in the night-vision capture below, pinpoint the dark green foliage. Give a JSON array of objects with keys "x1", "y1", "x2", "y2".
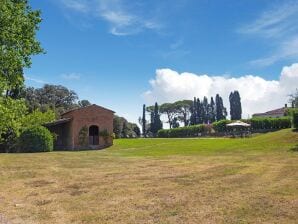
[
  {"x1": 0, "y1": 0, "x2": 44, "y2": 96},
  {"x1": 142, "y1": 104, "x2": 146, "y2": 137},
  {"x1": 291, "y1": 110, "x2": 298, "y2": 129},
  {"x1": 21, "y1": 84, "x2": 79, "y2": 114},
  {"x1": 113, "y1": 115, "x2": 140, "y2": 138},
  {"x1": 18, "y1": 126, "x2": 53, "y2": 153},
  {"x1": 249, "y1": 117, "x2": 291, "y2": 130},
  {"x1": 160, "y1": 103, "x2": 177, "y2": 129},
  {"x1": 78, "y1": 126, "x2": 88, "y2": 146},
  {"x1": 210, "y1": 97, "x2": 216, "y2": 123},
  {"x1": 215, "y1": 94, "x2": 226, "y2": 121},
  {"x1": 157, "y1": 125, "x2": 206, "y2": 138},
  {"x1": 150, "y1": 102, "x2": 163, "y2": 136},
  {"x1": 78, "y1": 100, "x2": 91, "y2": 107},
  {"x1": 229, "y1": 91, "x2": 242, "y2": 120},
  {"x1": 212, "y1": 120, "x2": 231, "y2": 133}
]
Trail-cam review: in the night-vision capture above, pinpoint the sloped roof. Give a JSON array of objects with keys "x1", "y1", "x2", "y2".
[
  {"x1": 44, "y1": 118, "x2": 72, "y2": 127},
  {"x1": 61, "y1": 104, "x2": 115, "y2": 116},
  {"x1": 253, "y1": 107, "x2": 286, "y2": 116}
]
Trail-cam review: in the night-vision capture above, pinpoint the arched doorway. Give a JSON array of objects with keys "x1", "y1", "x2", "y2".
[{"x1": 89, "y1": 125, "x2": 99, "y2": 145}]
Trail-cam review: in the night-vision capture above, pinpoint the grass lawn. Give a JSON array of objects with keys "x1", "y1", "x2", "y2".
[{"x1": 0, "y1": 129, "x2": 297, "y2": 223}]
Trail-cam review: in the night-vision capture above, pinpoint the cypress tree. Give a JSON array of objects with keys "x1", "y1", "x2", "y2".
[
  {"x1": 151, "y1": 102, "x2": 163, "y2": 137},
  {"x1": 202, "y1": 97, "x2": 209, "y2": 124},
  {"x1": 142, "y1": 104, "x2": 146, "y2": 137},
  {"x1": 229, "y1": 91, "x2": 242, "y2": 120},
  {"x1": 197, "y1": 98, "x2": 203, "y2": 124},
  {"x1": 190, "y1": 97, "x2": 197, "y2": 125},
  {"x1": 210, "y1": 97, "x2": 216, "y2": 123},
  {"x1": 215, "y1": 94, "x2": 227, "y2": 121}
]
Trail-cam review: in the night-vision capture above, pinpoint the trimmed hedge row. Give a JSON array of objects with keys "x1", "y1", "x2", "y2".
[
  {"x1": 158, "y1": 125, "x2": 209, "y2": 138},
  {"x1": 158, "y1": 117, "x2": 292, "y2": 138},
  {"x1": 248, "y1": 117, "x2": 291, "y2": 130}
]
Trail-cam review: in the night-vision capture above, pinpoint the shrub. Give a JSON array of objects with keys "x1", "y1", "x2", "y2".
[
  {"x1": 158, "y1": 125, "x2": 205, "y2": 138},
  {"x1": 212, "y1": 120, "x2": 231, "y2": 133},
  {"x1": 18, "y1": 126, "x2": 53, "y2": 153},
  {"x1": 291, "y1": 110, "x2": 298, "y2": 129},
  {"x1": 250, "y1": 117, "x2": 291, "y2": 130}
]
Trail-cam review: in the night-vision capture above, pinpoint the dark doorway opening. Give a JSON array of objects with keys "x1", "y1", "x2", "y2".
[{"x1": 89, "y1": 125, "x2": 99, "y2": 145}]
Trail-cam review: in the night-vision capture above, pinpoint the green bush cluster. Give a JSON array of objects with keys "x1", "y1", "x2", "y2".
[
  {"x1": 158, "y1": 125, "x2": 206, "y2": 138},
  {"x1": 249, "y1": 117, "x2": 291, "y2": 130},
  {"x1": 18, "y1": 126, "x2": 53, "y2": 153},
  {"x1": 212, "y1": 120, "x2": 231, "y2": 133},
  {"x1": 291, "y1": 110, "x2": 298, "y2": 129}
]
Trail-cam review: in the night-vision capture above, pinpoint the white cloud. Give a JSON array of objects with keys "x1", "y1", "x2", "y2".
[
  {"x1": 24, "y1": 75, "x2": 46, "y2": 84},
  {"x1": 59, "y1": 0, "x2": 160, "y2": 36},
  {"x1": 239, "y1": 2, "x2": 298, "y2": 66},
  {"x1": 143, "y1": 63, "x2": 298, "y2": 118},
  {"x1": 61, "y1": 73, "x2": 81, "y2": 80}
]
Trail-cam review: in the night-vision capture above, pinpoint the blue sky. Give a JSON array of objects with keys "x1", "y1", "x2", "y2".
[{"x1": 26, "y1": 0, "x2": 298, "y2": 123}]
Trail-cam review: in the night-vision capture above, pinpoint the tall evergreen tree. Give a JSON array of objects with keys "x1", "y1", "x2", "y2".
[
  {"x1": 197, "y1": 98, "x2": 204, "y2": 124},
  {"x1": 229, "y1": 91, "x2": 242, "y2": 120},
  {"x1": 215, "y1": 94, "x2": 227, "y2": 121},
  {"x1": 190, "y1": 97, "x2": 197, "y2": 125},
  {"x1": 202, "y1": 97, "x2": 209, "y2": 124},
  {"x1": 151, "y1": 102, "x2": 162, "y2": 137},
  {"x1": 142, "y1": 104, "x2": 146, "y2": 137},
  {"x1": 210, "y1": 97, "x2": 216, "y2": 123}
]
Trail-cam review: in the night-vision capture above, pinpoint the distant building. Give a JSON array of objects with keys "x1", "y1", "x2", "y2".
[
  {"x1": 252, "y1": 104, "x2": 288, "y2": 118},
  {"x1": 44, "y1": 104, "x2": 114, "y2": 150}
]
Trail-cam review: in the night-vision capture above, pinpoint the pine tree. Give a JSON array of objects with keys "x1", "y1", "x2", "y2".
[
  {"x1": 229, "y1": 91, "x2": 242, "y2": 120},
  {"x1": 142, "y1": 104, "x2": 146, "y2": 137}
]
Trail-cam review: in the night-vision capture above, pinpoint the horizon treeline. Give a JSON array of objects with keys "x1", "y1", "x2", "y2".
[{"x1": 140, "y1": 91, "x2": 242, "y2": 136}]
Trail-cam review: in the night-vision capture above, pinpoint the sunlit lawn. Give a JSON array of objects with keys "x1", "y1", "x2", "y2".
[{"x1": 0, "y1": 129, "x2": 297, "y2": 223}]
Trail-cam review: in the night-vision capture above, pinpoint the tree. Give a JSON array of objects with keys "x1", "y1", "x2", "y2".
[
  {"x1": 202, "y1": 97, "x2": 209, "y2": 124},
  {"x1": 210, "y1": 97, "x2": 216, "y2": 123},
  {"x1": 190, "y1": 97, "x2": 197, "y2": 125},
  {"x1": 142, "y1": 104, "x2": 146, "y2": 137},
  {"x1": 0, "y1": 0, "x2": 43, "y2": 96},
  {"x1": 22, "y1": 84, "x2": 79, "y2": 114},
  {"x1": 196, "y1": 98, "x2": 204, "y2": 124},
  {"x1": 150, "y1": 102, "x2": 163, "y2": 136},
  {"x1": 174, "y1": 100, "x2": 192, "y2": 126},
  {"x1": 160, "y1": 103, "x2": 177, "y2": 129},
  {"x1": 289, "y1": 89, "x2": 298, "y2": 108},
  {"x1": 215, "y1": 94, "x2": 227, "y2": 121},
  {"x1": 229, "y1": 90, "x2": 242, "y2": 120},
  {"x1": 114, "y1": 115, "x2": 140, "y2": 138},
  {"x1": 78, "y1": 100, "x2": 91, "y2": 107}
]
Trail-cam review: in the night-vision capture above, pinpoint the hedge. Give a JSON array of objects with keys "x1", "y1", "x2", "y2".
[
  {"x1": 18, "y1": 126, "x2": 53, "y2": 153},
  {"x1": 249, "y1": 117, "x2": 291, "y2": 130},
  {"x1": 291, "y1": 110, "x2": 298, "y2": 129},
  {"x1": 158, "y1": 124, "x2": 209, "y2": 138}
]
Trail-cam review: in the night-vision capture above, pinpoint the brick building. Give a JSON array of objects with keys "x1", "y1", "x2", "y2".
[{"x1": 45, "y1": 104, "x2": 114, "y2": 150}]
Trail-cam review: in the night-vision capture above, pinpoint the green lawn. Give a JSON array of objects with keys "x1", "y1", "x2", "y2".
[{"x1": 0, "y1": 129, "x2": 297, "y2": 223}]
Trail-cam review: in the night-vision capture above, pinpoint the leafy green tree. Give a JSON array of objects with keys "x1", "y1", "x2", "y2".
[
  {"x1": 190, "y1": 97, "x2": 197, "y2": 125},
  {"x1": 202, "y1": 97, "x2": 209, "y2": 124},
  {"x1": 78, "y1": 100, "x2": 91, "y2": 107},
  {"x1": 196, "y1": 98, "x2": 204, "y2": 124},
  {"x1": 160, "y1": 103, "x2": 177, "y2": 129},
  {"x1": 229, "y1": 90, "x2": 242, "y2": 120},
  {"x1": 22, "y1": 84, "x2": 79, "y2": 114},
  {"x1": 289, "y1": 89, "x2": 298, "y2": 108},
  {"x1": 174, "y1": 100, "x2": 192, "y2": 126},
  {"x1": 0, "y1": 0, "x2": 43, "y2": 96}
]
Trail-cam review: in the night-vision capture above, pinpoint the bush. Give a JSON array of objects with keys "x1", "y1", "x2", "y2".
[
  {"x1": 212, "y1": 120, "x2": 231, "y2": 133},
  {"x1": 158, "y1": 125, "x2": 205, "y2": 138},
  {"x1": 18, "y1": 126, "x2": 53, "y2": 153},
  {"x1": 250, "y1": 117, "x2": 291, "y2": 130},
  {"x1": 291, "y1": 110, "x2": 298, "y2": 129}
]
